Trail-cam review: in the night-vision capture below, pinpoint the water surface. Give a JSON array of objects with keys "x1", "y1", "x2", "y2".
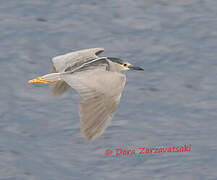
[{"x1": 0, "y1": 0, "x2": 217, "y2": 179}]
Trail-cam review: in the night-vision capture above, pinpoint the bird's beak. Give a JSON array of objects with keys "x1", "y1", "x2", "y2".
[
  {"x1": 129, "y1": 65, "x2": 144, "y2": 71},
  {"x1": 28, "y1": 77, "x2": 49, "y2": 84}
]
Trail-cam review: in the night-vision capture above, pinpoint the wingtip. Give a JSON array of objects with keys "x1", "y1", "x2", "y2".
[{"x1": 92, "y1": 48, "x2": 104, "y2": 55}]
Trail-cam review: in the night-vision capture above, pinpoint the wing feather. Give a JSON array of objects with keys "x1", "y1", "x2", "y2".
[
  {"x1": 49, "y1": 48, "x2": 104, "y2": 95},
  {"x1": 52, "y1": 48, "x2": 104, "y2": 72},
  {"x1": 61, "y1": 70, "x2": 126, "y2": 140},
  {"x1": 49, "y1": 66, "x2": 70, "y2": 95}
]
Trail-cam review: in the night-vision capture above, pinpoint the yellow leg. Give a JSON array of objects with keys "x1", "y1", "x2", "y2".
[{"x1": 28, "y1": 77, "x2": 49, "y2": 84}]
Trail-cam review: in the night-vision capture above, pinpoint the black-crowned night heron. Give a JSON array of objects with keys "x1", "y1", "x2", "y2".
[{"x1": 29, "y1": 48, "x2": 143, "y2": 140}]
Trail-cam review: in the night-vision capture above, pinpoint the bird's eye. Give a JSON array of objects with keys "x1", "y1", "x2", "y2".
[{"x1": 123, "y1": 64, "x2": 127, "y2": 67}]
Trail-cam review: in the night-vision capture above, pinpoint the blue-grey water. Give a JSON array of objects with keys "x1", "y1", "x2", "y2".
[{"x1": 1, "y1": 0, "x2": 217, "y2": 179}]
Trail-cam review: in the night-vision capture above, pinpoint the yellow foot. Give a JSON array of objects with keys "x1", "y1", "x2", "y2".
[{"x1": 28, "y1": 77, "x2": 49, "y2": 84}]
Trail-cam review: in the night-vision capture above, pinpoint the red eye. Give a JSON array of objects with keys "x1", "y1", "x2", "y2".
[{"x1": 123, "y1": 64, "x2": 127, "y2": 66}]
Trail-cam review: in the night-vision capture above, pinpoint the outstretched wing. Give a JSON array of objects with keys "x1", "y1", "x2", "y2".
[
  {"x1": 61, "y1": 70, "x2": 126, "y2": 140},
  {"x1": 52, "y1": 48, "x2": 104, "y2": 72}
]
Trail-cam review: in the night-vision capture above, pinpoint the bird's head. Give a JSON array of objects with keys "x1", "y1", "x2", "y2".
[{"x1": 107, "y1": 57, "x2": 144, "y2": 71}]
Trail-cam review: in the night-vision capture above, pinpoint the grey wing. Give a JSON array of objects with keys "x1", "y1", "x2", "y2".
[
  {"x1": 52, "y1": 48, "x2": 104, "y2": 72},
  {"x1": 49, "y1": 66, "x2": 71, "y2": 96},
  {"x1": 61, "y1": 70, "x2": 126, "y2": 140}
]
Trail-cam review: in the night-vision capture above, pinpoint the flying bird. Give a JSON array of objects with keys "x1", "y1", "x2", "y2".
[{"x1": 29, "y1": 48, "x2": 143, "y2": 140}]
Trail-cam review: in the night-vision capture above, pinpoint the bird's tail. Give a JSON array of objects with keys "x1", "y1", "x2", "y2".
[
  {"x1": 28, "y1": 72, "x2": 70, "y2": 96},
  {"x1": 42, "y1": 73, "x2": 62, "y2": 82},
  {"x1": 28, "y1": 73, "x2": 61, "y2": 84}
]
